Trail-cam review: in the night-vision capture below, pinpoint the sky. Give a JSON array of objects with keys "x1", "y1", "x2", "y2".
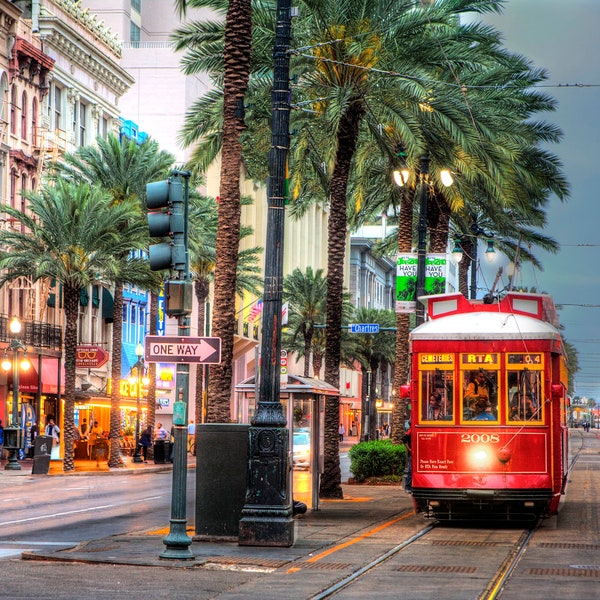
[{"x1": 468, "y1": 1, "x2": 600, "y2": 399}]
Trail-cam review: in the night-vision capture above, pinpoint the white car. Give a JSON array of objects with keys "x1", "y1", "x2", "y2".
[{"x1": 292, "y1": 429, "x2": 311, "y2": 470}]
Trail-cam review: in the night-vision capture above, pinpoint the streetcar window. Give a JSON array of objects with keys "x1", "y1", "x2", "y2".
[
  {"x1": 420, "y1": 370, "x2": 453, "y2": 422},
  {"x1": 507, "y1": 370, "x2": 542, "y2": 422},
  {"x1": 462, "y1": 370, "x2": 498, "y2": 422}
]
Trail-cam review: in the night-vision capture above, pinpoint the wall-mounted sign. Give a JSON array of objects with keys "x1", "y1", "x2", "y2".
[{"x1": 76, "y1": 345, "x2": 109, "y2": 368}]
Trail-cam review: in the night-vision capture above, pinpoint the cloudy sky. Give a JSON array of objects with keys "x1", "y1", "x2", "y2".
[{"x1": 473, "y1": 1, "x2": 600, "y2": 398}]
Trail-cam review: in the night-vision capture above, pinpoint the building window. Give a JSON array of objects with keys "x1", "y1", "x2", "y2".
[
  {"x1": 79, "y1": 102, "x2": 86, "y2": 146},
  {"x1": 131, "y1": 0, "x2": 141, "y2": 13},
  {"x1": 130, "y1": 22, "x2": 141, "y2": 46},
  {"x1": 98, "y1": 115, "x2": 109, "y2": 139},
  {"x1": 10, "y1": 169, "x2": 17, "y2": 209},
  {"x1": 31, "y1": 97, "x2": 38, "y2": 145},
  {"x1": 20, "y1": 91, "x2": 27, "y2": 140},
  {"x1": 10, "y1": 85, "x2": 16, "y2": 134},
  {"x1": 48, "y1": 84, "x2": 62, "y2": 132}
]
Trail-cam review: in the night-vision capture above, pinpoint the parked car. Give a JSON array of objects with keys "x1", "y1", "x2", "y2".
[{"x1": 292, "y1": 429, "x2": 311, "y2": 470}]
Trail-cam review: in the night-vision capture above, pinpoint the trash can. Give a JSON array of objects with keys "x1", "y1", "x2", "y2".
[
  {"x1": 32, "y1": 435, "x2": 53, "y2": 475},
  {"x1": 153, "y1": 439, "x2": 166, "y2": 464}
]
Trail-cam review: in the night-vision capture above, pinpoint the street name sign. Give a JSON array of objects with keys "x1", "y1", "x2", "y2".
[
  {"x1": 145, "y1": 335, "x2": 222, "y2": 364},
  {"x1": 349, "y1": 323, "x2": 380, "y2": 334}
]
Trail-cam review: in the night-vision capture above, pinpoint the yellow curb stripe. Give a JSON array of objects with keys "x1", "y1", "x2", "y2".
[{"x1": 306, "y1": 511, "x2": 414, "y2": 563}]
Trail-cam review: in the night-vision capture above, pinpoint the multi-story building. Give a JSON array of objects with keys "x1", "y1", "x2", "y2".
[{"x1": 0, "y1": 0, "x2": 136, "y2": 448}]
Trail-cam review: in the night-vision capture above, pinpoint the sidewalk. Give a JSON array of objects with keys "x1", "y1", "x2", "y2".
[{"x1": 0, "y1": 453, "x2": 180, "y2": 476}]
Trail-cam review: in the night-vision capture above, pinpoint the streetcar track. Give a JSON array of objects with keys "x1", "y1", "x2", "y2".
[
  {"x1": 308, "y1": 517, "x2": 543, "y2": 600},
  {"x1": 479, "y1": 525, "x2": 537, "y2": 600},
  {"x1": 308, "y1": 524, "x2": 436, "y2": 599}
]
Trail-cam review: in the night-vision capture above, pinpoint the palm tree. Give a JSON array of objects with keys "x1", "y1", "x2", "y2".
[
  {"x1": 282, "y1": 267, "x2": 327, "y2": 377},
  {"x1": 51, "y1": 134, "x2": 174, "y2": 467},
  {"x1": 188, "y1": 191, "x2": 262, "y2": 430},
  {"x1": 0, "y1": 181, "x2": 144, "y2": 471},
  {"x1": 174, "y1": 0, "x2": 253, "y2": 422},
  {"x1": 344, "y1": 308, "x2": 396, "y2": 440}
]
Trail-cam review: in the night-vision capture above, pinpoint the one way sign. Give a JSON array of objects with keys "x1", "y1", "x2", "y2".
[{"x1": 145, "y1": 335, "x2": 222, "y2": 364}]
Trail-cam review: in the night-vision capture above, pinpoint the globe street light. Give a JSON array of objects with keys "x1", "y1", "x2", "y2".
[
  {"x1": 2, "y1": 317, "x2": 30, "y2": 470},
  {"x1": 128, "y1": 342, "x2": 148, "y2": 464}
]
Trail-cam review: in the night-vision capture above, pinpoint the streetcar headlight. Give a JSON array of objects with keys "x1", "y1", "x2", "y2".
[{"x1": 470, "y1": 447, "x2": 490, "y2": 468}]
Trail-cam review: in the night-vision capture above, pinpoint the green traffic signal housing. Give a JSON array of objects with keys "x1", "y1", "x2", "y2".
[{"x1": 146, "y1": 175, "x2": 186, "y2": 272}]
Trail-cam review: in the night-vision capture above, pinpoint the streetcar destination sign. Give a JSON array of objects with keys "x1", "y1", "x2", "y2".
[
  {"x1": 349, "y1": 323, "x2": 379, "y2": 334},
  {"x1": 145, "y1": 335, "x2": 222, "y2": 364}
]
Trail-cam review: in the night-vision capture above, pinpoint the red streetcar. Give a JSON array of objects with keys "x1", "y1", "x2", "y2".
[{"x1": 407, "y1": 291, "x2": 569, "y2": 522}]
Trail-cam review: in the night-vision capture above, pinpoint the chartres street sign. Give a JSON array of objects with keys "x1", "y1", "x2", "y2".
[
  {"x1": 144, "y1": 335, "x2": 222, "y2": 364},
  {"x1": 349, "y1": 323, "x2": 380, "y2": 334}
]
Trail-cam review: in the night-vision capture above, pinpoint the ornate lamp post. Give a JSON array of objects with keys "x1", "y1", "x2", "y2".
[
  {"x1": 238, "y1": 0, "x2": 295, "y2": 547},
  {"x1": 394, "y1": 155, "x2": 454, "y2": 325},
  {"x1": 128, "y1": 342, "x2": 148, "y2": 464},
  {"x1": 2, "y1": 317, "x2": 30, "y2": 470}
]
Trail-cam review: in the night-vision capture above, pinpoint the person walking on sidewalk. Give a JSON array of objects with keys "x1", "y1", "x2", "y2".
[
  {"x1": 45, "y1": 419, "x2": 60, "y2": 444},
  {"x1": 138, "y1": 425, "x2": 152, "y2": 462},
  {"x1": 339, "y1": 422, "x2": 345, "y2": 442}
]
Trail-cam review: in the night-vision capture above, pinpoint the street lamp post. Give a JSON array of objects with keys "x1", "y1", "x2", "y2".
[
  {"x1": 129, "y1": 342, "x2": 146, "y2": 464},
  {"x1": 415, "y1": 155, "x2": 430, "y2": 326},
  {"x1": 238, "y1": 0, "x2": 294, "y2": 547},
  {"x1": 2, "y1": 317, "x2": 30, "y2": 471},
  {"x1": 394, "y1": 153, "x2": 453, "y2": 325}
]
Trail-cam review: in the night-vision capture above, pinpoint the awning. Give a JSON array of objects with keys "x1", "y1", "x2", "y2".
[
  {"x1": 102, "y1": 287, "x2": 114, "y2": 323},
  {"x1": 8, "y1": 358, "x2": 64, "y2": 395}
]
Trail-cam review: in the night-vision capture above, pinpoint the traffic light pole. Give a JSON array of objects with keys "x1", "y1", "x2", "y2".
[
  {"x1": 238, "y1": 0, "x2": 294, "y2": 547},
  {"x1": 160, "y1": 170, "x2": 195, "y2": 560}
]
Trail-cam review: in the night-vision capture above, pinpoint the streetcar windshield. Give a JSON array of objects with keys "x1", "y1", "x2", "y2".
[
  {"x1": 420, "y1": 368, "x2": 454, "y2": 422},
  {"x1": 507, "y1": 369, "x2": 542, "y2": 422},
  {"x1": 463, "y1": 369, "x2": 498, "y2": 422}
]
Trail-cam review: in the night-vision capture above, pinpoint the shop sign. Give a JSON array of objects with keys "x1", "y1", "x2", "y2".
[{"x1": 76, "y1": 345, "x2": 109, "y2": 368}]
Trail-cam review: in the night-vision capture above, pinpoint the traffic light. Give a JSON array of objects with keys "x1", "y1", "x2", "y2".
[{"x1": 146, "y1": 175, "x2": 186, "y2": 272}]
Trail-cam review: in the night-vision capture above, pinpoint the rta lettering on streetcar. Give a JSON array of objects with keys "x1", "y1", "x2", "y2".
[{"x1": 144, "y1": 335, "x2": 221, "y2": 364}]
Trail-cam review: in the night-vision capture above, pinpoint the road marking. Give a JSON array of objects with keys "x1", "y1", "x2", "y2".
[
  {"x1": 304, "y1": 512, "x2": 414, "y2": 564},
  {"x1": 0, "y1": 495, "x2": 164, "y2": 526}
]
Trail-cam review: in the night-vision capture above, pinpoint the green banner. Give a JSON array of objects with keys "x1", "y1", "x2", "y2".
[{"x1": 395, "y1": 253, "x2": 447, "y2": 313}]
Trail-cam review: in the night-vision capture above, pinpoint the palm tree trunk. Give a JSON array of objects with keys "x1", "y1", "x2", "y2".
[
  {"x1": 321, "y1": 101, "x2": 364, "y2": 499},
  {"x1": 108, "y1": 281, "x2": 123, "y2": 468},
  {"x1": 206, "y1": 0, "x2": 252, "y2": 423},
  {"x1": 146, "y1": 290, "x2": 159, "y2": 461},
  {"x1": 303, "y1": 326, "x2": 312, "y2": 378},
  {"x1": 458, "y1": 239, "x2": 473, "y2": 296},
  {"x1": 194, "y1": 278, "x2": 209, "y2": 434},
  {"x1": 62, "y1": 285, "x2": 80, "y2": 472},
  {"x1": 391, "y1": 189, "x2": 414, "y2": 444}
]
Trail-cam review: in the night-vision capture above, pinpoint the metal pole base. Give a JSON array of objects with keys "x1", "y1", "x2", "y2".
[
  {"x1": 238, "y1": 426, "x2": 295, "y2": 547},
  {"x1": 159, "y1": 518, "x2": 194, "y2": 560},
  {"x1": 4, "y1": 449, "x2": 21, "y2": 471}
]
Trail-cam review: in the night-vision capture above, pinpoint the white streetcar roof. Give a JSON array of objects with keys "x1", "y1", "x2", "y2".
[{"x1": 410, "y1": 310, "x2": 561, "y2": 341}]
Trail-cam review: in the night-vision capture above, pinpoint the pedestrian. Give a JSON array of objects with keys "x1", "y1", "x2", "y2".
[
  {"x1": 27, "y1": 423, "x2": 39, "y2": 458},
  {"x1": 78, "y1": 418, "x2": 89, "y2": 440},
  {"x1": 187, "y1": 419, "x2": 196, "y2": 455},
  {"x1": 0, "y1": 419, "x2": 4, "y2": 464},
  {"x1": 402, "y1": 425, "x2": 412, "y2": 494},
  {"x1": 45, "y1": 418, "x2": 60, "y2": 444},
  {"x1": 138, "y1": 425, "x2": 152, "y2": 462},
  {"x1": 339, "y1": 422, "x2": 345, "y2": 442},
  {"x1": 154, "y1": 422, "x2": 168, "y2": 441}
]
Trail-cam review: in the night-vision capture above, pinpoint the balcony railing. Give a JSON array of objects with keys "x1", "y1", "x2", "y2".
[{"x1": 0, "y1": 315, "x2": 62, "y2": 350}]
